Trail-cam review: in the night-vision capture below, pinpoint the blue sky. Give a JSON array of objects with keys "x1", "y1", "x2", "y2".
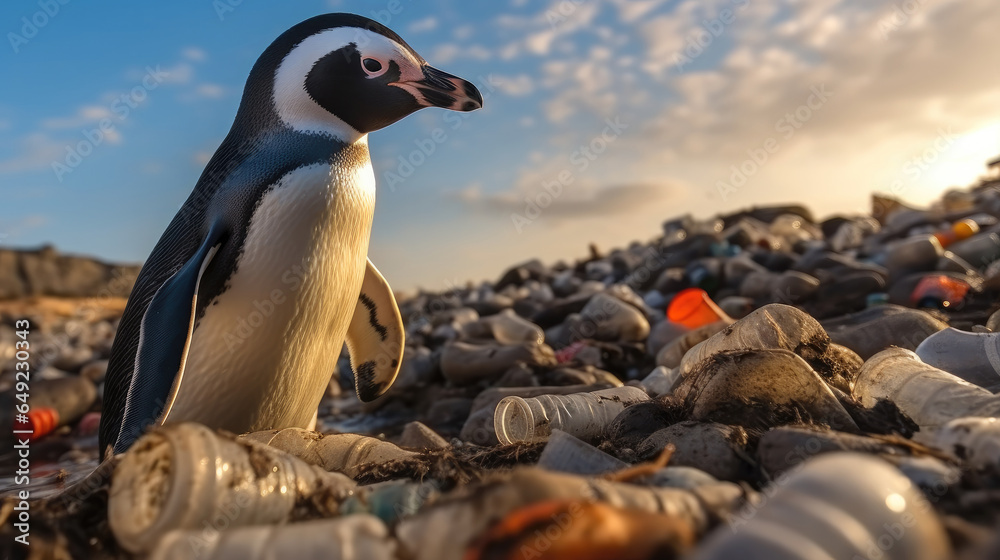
[{"x1": 2, "y1": 0, "x2": 999, "y2": 291}]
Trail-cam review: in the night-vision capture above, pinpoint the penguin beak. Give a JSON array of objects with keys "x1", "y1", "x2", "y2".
[{"x1": 393, "y1": 65, "x2": 484, "y2": 112}]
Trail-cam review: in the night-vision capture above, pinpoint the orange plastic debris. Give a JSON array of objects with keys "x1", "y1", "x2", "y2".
[{"x1": 667, "y1": 288, "x2": 727, "y2": 328}]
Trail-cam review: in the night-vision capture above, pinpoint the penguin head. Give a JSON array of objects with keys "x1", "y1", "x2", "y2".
[{"x1": 245, "y1": 13, "x2": 483, "y2": 142}]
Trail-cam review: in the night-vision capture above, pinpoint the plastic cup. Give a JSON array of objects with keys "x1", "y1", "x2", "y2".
[{"x1": 668, "y1": 288, "x2": 728, "y2": 329}]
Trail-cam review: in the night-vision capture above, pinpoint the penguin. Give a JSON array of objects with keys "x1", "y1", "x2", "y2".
[{"x1": 99, "y1": 13, "x2": 483, "y2": 458}]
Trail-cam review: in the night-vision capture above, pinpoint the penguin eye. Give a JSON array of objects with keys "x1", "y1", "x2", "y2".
[{"x1": 362, "y1": 57, "x2": 386, "y2": 77}]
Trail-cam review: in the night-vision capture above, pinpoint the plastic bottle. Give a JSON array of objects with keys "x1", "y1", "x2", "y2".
[
  {"x1": 690, "y1": 453, "x2": 951, "y2": 560},
  {"x1": 535, "y1": 429, "x2": 629, "y2": 475},
  {"x1": 854, "y1": 348, "x2": 1000, "y2": 430},
  {"x1": 461, "y1": 308, "x2": 544, "y2": 345},
  {"x1": 1, "y1": 376, "x2": 96, "y2": 443},
  {"x1": 149, "y1": 515, "x2": 394, "y2": 560},
  {"x1": 936, "y1": 417, "x2": 1000, "y2": 469},
  {"x1": 915, "y1": 327, "x2": 1000, "y2": 388},
  {"x1": 947, "y1": 231, "x2": 1000, "y2": 268},
  {"x1": 340, "y1": 480, "x2": 440, "y2": 524},
  {"x1": 884, "y1": 234, "x2": 943, "y2": 277},
  {"x1": 494, "y1": 386, "x2": 649, "y2": 444},
  {"x1": 109, "y1": 423, "x2": 357, "y2": 554},
  {"x1": 440, "y1": 340, "x2": 556, "y2": 385},
  {"x1": 932, "y1": 218, "x2": 979, "y2": 248},
  {"x1": 910, "y1": 274, "x2": 970, "y2": 309},
  {"x1": 656, "y1": 320, "x2": 733, "y2": 369},
  {"x1": 679, "y1": 304, "x2": 828, "y2": 376},
  {"x1": 239, "y1": 428, "x2": 417, "y2": 478},
  {"x1": 823, "y1": 304, "x2": 947, "y2": 359},
  {"x1": 460, "y1": 383, "x2": 614, "y2": 446},
  {"x1": 639, "y1": 365, "x2": 681, "y2": 396}
]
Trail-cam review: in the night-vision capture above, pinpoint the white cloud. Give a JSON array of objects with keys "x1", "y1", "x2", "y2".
[
  {"x1": 195, "y1": 84, "x2": 226, "y2": 98},
  {"x1": 182, "y1": 47, "x2": 207, "y2": 61},
  {"x1": 453, "y1": 24, "x2": 474, "y2": 40},
  {"x1": 494, "y1": 74, "x2": 535, "y2": 97},
  {"x1": 193, "y1": 151, "x2": 213, "y2": 166},
  {"x1": 611, "y1": 0, "x2": 669, "y2": 23},
  {"x1": 41, "y1": 106, "x2": 114, "y2": 129},
  {"x1": 0, "y1": 133, "x2": 65, "y2": 174},
  {"x1": 429, "y1": 43, "x2": 491, "y2": 64},
  {"x1": 497, "y1": 0, "x2": 601, "y2": 59},
  {"x1": 408, "y1": 17, "x2": 438, "y2": 33},
  {"x1": 158, "y1": 62, "x2": 194, "y2": 85}
]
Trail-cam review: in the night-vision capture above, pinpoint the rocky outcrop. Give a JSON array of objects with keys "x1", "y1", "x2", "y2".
[{"x1": 0, "y1": 245, "x2": 140, "y2": 300}]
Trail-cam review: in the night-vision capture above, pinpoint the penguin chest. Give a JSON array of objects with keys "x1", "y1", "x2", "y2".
[{"x1": 169, "y1": 161, "x2": 376, "y2": 433}]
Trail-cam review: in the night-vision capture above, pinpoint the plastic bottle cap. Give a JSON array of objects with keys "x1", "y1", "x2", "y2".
[
  {"x1": 26, "y1": 407, "x2": 60, "y2": 441},
  {"x1": 933, "y1": 231, "x2": 957, "y2": 248},
  {"x1": 953, "y1": 219, "x2": 979, "y2": 240},
  {"x1": 667, "y1": 288, "x2": 728, "y2": 329},
  {"x1": 494, "y1": 397, "x2": 538, "y2": 445}
]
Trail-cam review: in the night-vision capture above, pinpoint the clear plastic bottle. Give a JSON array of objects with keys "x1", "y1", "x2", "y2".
[
  {"x1": 854, "y1": 348, "x2": 1000, "y2": 430},
  {"x1": 240, "y1": 428, "x2": 417, "y2": 478},
  {"x1": 494, "y1": 386, "x2": 649, "y2": 444},
  {"x1": 915, "y1": 327, "x2": 1000, "y2": 388}
]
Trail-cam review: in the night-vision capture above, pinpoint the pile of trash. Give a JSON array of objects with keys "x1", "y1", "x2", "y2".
[{"x1": 5, "y1": 180, "x2": 1000, "y2": 558}]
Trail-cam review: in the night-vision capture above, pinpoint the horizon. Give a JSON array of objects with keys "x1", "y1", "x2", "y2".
[{"x1": 2, "y1": 0, "x2": 1000, "y2": 291}]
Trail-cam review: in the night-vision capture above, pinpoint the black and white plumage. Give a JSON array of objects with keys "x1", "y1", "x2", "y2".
[{"x1": 99, "y1": 13, "x2": 483, "y2": 457}]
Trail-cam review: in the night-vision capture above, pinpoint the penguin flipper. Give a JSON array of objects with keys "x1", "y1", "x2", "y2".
[
  {"x1": 345, "y1": 258, "x2": 404, "y2": 402},
  {"x1": 112, "y1": 223, "x2": 224, "y2": 453}
]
